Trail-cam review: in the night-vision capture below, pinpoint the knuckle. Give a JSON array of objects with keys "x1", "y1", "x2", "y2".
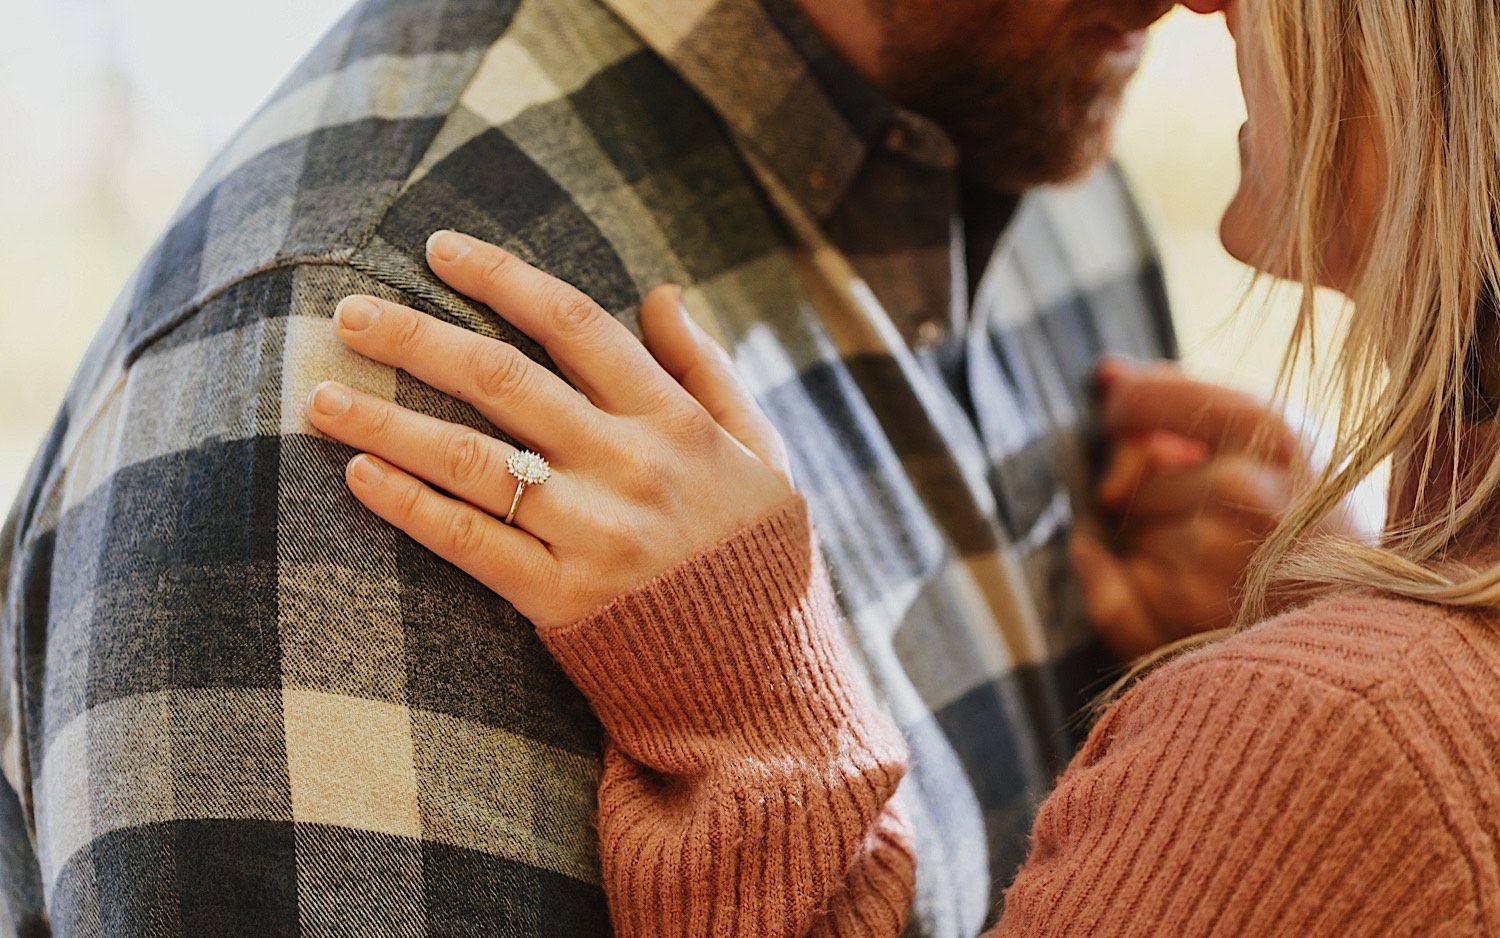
[
  {"x1": 444, "y1": 507, "x2": 488, "y2": 557},
  {"x1": 476, "y1": 250, "x2": 520, "y2": 292},
  {"x1": 467, "y1": 344, "x2": 528, "y2": 402},
  {"x1": 362, "y1": 401, "x2": 397, "y2": 441},
  {"x1": 388, "y1": 308, "x2": 427, "y2": 355},
  {"x1": 441, "y1": 430, "x2": 492, "y2": 487},
  {"x1": 546, "y1": 286, "x2": 606, "y2": 339},
  {"x1": 393, "y1": 477, "x2": 426, "y2": 522},
  {"x1": 619, "y1": 450, "x2": 675, "y2": 506},
  {"x1": 664, "y1": 407, "x2": 721, "y2": 454}
]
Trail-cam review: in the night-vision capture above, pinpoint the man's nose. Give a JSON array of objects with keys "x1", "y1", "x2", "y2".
[{"x1": 1177, "y1": 0, "x2": 1231, "y2": 12}]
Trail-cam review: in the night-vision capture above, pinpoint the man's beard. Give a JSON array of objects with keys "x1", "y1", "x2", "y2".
[
  {"x1": 900, "y1": 47, "x2": 1136, "y2": 194},
  {"x1": 873, "y1": 0, "x2": 1158, "y2": 194}
]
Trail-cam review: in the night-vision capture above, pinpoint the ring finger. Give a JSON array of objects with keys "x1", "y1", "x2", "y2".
[
  {"x1": 306, "y1": 380, "x2": 562, "y2": 533},
  {"x1": 343, "y1": 453, "x2": 555, "y2": 616}
]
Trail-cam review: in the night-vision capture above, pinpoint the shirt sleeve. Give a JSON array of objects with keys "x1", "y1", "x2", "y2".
[
  {"x1": 990, "y1": 651, "x2": 1476, "y2": 937},
  {"x1": 539, "y1": 495, "x2": 917, "y2": 938},
  {"x1": 1, "y1": 262, "x2": 614, "y2": 934}
]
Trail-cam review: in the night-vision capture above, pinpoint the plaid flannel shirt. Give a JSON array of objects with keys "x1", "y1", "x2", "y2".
[{"x1": 0, "y1": 0, "x2": 1174, "y2": 933}]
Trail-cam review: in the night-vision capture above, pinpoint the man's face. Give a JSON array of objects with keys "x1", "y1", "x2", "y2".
[{"x1": 875, "y1": 0, "x2": 1176, "y2": 193}]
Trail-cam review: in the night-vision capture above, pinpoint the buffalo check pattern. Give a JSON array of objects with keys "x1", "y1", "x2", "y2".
[{"x1": 0, "y1": 0, "x2": 1174, "y2": 934}]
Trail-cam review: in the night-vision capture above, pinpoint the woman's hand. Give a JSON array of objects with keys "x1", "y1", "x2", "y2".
[
  {"x1": 306, "y1": 230, "x2": 794, "y2": 631},
  {"x1": 1071, "y1": 359, "x2": 1360, "y2": 659}
]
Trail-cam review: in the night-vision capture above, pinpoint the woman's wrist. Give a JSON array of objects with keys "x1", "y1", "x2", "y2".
[{"x1": 540, "y1": 493, "x2": 902, "y2": 762}]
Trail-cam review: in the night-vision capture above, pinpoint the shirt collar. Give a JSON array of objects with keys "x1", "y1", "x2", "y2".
[{"x1": 598, "y1": 0, "x2": 951, "y2": 221}]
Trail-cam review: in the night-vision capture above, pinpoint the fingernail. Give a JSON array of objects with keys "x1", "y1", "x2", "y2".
[
  {"x1": 347, "y1": 454, "x2": 384, "y2": 486},
  {"x1": 309, "y1": 381, "x2": 353, "y2": 417},
  {"x1": 673, "y1": 287, "x2": 701, "y2": 331},
  {"x1": 336, "y1": 296, "x2": 380, "y2": 331},
  {"x1": 426, "y1": 229, "x2": 468, "y2": 263},
  {"x1": 672, "y1": 288, "x2": 717, "y2": 346}
]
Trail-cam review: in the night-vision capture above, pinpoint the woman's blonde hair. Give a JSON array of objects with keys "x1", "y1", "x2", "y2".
[{"x1": 1227, "y1": 0, "x2": 1500, "y2": 622}]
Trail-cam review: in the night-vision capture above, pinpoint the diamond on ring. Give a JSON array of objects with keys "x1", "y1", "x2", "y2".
[
  {"x1": 503, "y1": 450, "x2": 550, "y2": 526},
  {"x1": 507, "y1": 450, "x2": 551, "y2": 486}
]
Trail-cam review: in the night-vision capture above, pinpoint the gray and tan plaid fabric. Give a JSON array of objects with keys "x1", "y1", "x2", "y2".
[{"x1": 0, "y1": 0, "x2": 1173, "y2": 934}]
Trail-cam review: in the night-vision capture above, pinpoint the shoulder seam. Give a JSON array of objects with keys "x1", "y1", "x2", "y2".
[
  {"x1": 124, "y1": 252, "x2": 355, "y2": 367},
  {"x1": 129, "y1": 9, "x2": 530, "y2": 365}
]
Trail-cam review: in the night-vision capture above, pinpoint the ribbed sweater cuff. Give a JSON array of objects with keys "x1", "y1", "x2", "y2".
[{"x1": 539, "y1": 494, "x2": 898, "y2": 763}]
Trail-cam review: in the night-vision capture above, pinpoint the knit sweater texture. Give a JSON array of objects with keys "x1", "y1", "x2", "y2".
[{"x1": 538, "y1": 496, "x2": 1500, "y2": 936}]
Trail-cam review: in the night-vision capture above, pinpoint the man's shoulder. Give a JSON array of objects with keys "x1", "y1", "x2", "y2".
[
  {"x1": 123, "y1": 0, "x2": 778, "y2": 363},
  {"x1": 117, "y1": 0, "x2": 516, "y2": 352}
]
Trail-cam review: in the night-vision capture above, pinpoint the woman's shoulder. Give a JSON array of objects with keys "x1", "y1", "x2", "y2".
[
  {"x1": 1026, "y1": 592, "x2": 1500, "y2": 929},
  {"x1": 1151, "y1": 590, "x2": 1500, "y2": 702},
  {"x1": 1090, "y1": 591, "x2": 1500, "y2": 880},
  {"x1": 1092, "y1": 591, "x2": 1500, "y2": 763},
  {"x1": 1079, "y1": 589, "x2": 1500, "y2": 802},
  {"x1": 1008, "y1": 592, "x2": 1499, "y2": 934}
]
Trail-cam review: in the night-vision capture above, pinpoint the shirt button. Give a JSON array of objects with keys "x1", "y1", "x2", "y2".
[
  {"x1": 913, "y1": 319, "x2": 944, "y2": 346},
  {"x1": 806, "y1": 166, "x2": 830, "y2": 192},
  {"x1": 885, "y1": 125, "x2": 909, "y2": 152}
]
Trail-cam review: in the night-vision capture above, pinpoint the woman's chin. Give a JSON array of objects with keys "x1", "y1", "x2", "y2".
[
  {"x1": 1218, "y1": 211, "x2": 1262, "y2": 270},
  {"x1": 1218, "y1": 200, "x2": 1294, "y2": 279}
]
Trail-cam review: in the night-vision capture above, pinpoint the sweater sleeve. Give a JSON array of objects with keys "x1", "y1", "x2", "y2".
[
  {"x1": 989, "y1": 648, "x2": 1477, "y2": 937},
  {"x1": 537, "y1": 495, "x2": 916, "y2": 938}
]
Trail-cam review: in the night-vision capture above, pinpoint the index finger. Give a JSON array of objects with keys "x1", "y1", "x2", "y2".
[
  {"x1": 1098, "y1": 361, "x2": 1301, "y2": 463},
  {"x1": 425, "y1": 230, "x2": 678, "y2": 415}
]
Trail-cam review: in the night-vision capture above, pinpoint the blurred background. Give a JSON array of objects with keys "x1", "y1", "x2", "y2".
[{"x1": 0, "y1": 3, "x2": 1319, "y2": 510}]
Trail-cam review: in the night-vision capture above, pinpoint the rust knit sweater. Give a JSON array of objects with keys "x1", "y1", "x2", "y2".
[{"x1": 538, "y1": 497, "x2": 1500, "y2": 936}]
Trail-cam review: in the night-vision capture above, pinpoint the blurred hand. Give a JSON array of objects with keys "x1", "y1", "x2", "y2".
[
  {"x1": 1071, "y1": 358, "x2": 1359, "y2": 660},
  {"x1": 307, "y1": 230, "x2": 793, "y2": 630}
]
